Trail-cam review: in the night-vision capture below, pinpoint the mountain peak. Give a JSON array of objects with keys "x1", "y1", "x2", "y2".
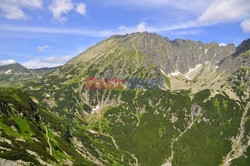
[
  {"x1": 54, "y1": 32, "x2": 238, "y2": 86},
  {"x1": 111, "y1": 32, "x2": 167, "y2": 40},
  {"x1": 233, "y1": 38, "x2": 250, "y2": 58},
  {"x1": 0, "y1": 63, "x2": 30, "y2": 73}
]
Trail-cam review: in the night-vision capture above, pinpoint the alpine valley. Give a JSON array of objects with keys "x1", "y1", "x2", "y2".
[{"x1": 0, "y1": 32, "x2": 249, "y2": 166}]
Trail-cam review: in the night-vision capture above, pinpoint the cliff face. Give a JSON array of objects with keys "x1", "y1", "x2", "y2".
[
  {"x1": 62, "y1": 32, "x2": 236, "y2": 77},
  {"x1": 219, "y1": 39, "x2": 250, "y2": 73}
]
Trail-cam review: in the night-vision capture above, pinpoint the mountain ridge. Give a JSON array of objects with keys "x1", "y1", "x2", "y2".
[
  {"x1": 0, "y1": 63, "x2": 60, "y2": 87},
  {"x1": 0, "y1": 32, "x2": 249, "y2": 166}
]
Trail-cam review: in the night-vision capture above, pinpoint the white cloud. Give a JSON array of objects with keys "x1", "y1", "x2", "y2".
[
  {"x1": 1, "y1": 6, "x2": 27, "y2": 20},
  {"x1": 149, "y1": 21, "x2": 200, "y2": 32},
  {"x1": 49, "y1": 0, "x2": 87, "y2": 23},
  {"x1": 0, "y1": 24, "x2": 113, "y2": 37},
  {"x1": 37, "y1": 45, "x2": 51, "y2": 52},
  {"x1": 22, "y1": 55, "x2": 74, "y2": 69},
  {"x1": 118, "y1": 26, "x2": 128, "y2": 33},
  {"x1": 137, "y1": 22, "x2": 147, "y2": 32},
  {"x1": 0, "y1": 59, "x2": 16, "y2": 66},
  {"x1": 49, "y1": 0, "x2": 74, "y2": 23},
  {"x1": 168, "y1": 29, "x2": 202, "y2": 36},
  {"x1": 75, "y1": 3, "x2": 86, "y2": 15},
  {"x1": 0, "y1": 0, "x2": 87, "y2": 22},
  {"x1": 118, "y1": 22, "x2": 148, "y2": 34},
  {"x1": 118, "y1": 21, "x2": 200, "y2": 35},
  {"x1": 241, "y1": 19, "x2": 250, "y2": 33},
  {"x1": 198, "y1": 0, "x2": 250, "y2": 24},
  {"x1": 0, "y1": 21, "x2": 203, "y2": 38},
  {"x1": 219, "y1": 43, "x2": 227, "y2": 46},
  {"x1": 0, "y1": 0, "x2": 43, "y2": 20}
]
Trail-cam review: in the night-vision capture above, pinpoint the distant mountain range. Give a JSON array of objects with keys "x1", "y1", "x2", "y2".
[
  {"x1": 0, "y1": 63, "x2": 59, "y2": 74},
  {"x1": 30, "y1": 66, "x2": 61, "y2": 74},
  {"x1": 0, "y1": 63, "x2": 59, "y2": 86},
  {"x1": 0, "y1": 32, "x2": 249, "y2": 166},
  {"x1": 0, "y1": 63, "x2": 32, "y2": 74}
]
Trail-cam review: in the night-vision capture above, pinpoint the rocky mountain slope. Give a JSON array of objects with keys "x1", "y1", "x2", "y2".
[{"x1": 0, "y1": 32, "x2": 249, "y2": 165}]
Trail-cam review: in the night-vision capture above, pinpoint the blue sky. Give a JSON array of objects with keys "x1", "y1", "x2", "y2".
[{"x1": 0, "y1": 0, "x2": 250, "y2": 68}]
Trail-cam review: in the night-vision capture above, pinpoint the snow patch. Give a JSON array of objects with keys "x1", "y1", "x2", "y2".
[
  {"x1": 162, "y1": 63, "x2": 204, "y2": 80},
  {"x1": 185, "y1": 64, "x2": 202, "y2": 79},
  {"x1": 44, "y1": 93, "x2": 50, "y2": 97},
  {"x1": 168, "y1": 70, "x2": 191, "y2": 80},
  {"x1": 205, "y1": 48, "x2": 208, "y2": 54},
  {"x1": 160, "y1": 69, "x2": 168, "y2": 76},
  {"x1": 162, "y1": 68, "x2": 186, "y2": 79},
  {"x1": 0, "y1": 137, "x2": 12, "y2": 144},
  {"x1": 92, "y1": 105, "x2": 100, "y2": 111},
  {"x1": 5, "y1": 70, "x2": 11, "y2": 74},
  {"x1": 91, "y1": 105, "x2": 100, "y2": 114},
  {"x1": 168, "y1": 70, "x2": 181, "y2": 77},
  {"x1": 186, "y1": 64, "x2": 202, "y2": 75},
  {"x1": 88, "y1": 129, "x2": 98, "y2": 134}
]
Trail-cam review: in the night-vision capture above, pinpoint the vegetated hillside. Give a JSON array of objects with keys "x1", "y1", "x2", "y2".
[
  {"x1": 0, "y1": 63, "x2": 34, "y2": 87},
  {"x1": 0, "y1": 33, "x2": 249, "y2": 165},
  {"x1": 0, "y1": 88, "x2": 98, "y2": 165},
  {"x1": 0, "y1": 63, "x2": 58, "y2": 87}
]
